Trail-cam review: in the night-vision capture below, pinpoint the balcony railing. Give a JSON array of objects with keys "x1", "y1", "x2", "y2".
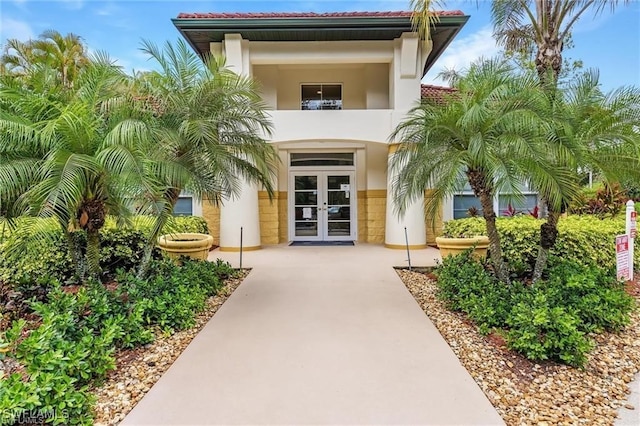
[{"x1": 268, "y1": 109, "x2": 409, "y2": 143}]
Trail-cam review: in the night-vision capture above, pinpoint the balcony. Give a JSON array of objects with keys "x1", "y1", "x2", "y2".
[{"x1": 268, "y1": 109, "x2": 409, "y2": 144}]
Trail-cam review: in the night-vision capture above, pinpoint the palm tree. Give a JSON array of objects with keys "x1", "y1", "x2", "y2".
[
  {"x1": 390, "y1": 58, "x2": 569, "y2": 283},
  {"x1": 491, "y1": 0, "x2": 630, "y2": 83},
  {"x1": 133, "y1": 40, "x2": 278, "y2": 277},
  {"x1": 490, "y1": 0, "x2": 635, "y2": 278},
  {"x1": 0, "y1": 57, "x2": 155, "y2": 279},
  {"x1": 1, "y1": 30, "x2": 89, "y2": 88},
  {"x1": 528, "y1": 70, "x2": 640, "y2": 280},
  {"x1": 409, "y1": 0, "x2": 445, "y2": 42}
]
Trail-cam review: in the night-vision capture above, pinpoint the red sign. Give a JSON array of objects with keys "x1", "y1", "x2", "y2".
[
  {"x1": 616, "y1": 234, "x2": 630, "y2": 281},
  {"x1": 631, "y1": 211, "x2": 637, "y2": 239}
]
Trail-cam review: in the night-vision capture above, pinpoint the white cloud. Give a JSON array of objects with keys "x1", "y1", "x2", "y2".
[
  {"x1": 95, "y1": 1, "x2": 119, "y2": 17},
  {"x1": 58, "y1": 0, "x2": 84, "y2": 11},
  {"x1": 423, "y1": 25, "x2": 500, "y2": 86},
  {"x1": 0, "y1": 17, "x2": 35, "y2": 43}
]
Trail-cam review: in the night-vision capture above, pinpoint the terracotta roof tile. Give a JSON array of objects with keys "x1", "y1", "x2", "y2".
[
  {"x1": 421, "y1": 84, "x2": 456, "y2": 103},
  {"x1": 176, "y1": 11, "x2": 465, "y2": 19}
]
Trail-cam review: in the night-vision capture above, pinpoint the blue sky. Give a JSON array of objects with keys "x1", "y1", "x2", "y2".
[{"x1": 1, "y1": 0, "x2": 638, "y2": 91}]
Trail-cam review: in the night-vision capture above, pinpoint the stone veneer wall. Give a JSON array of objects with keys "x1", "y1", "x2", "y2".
[
  {"x1": 258, "y1": 191, "x2": 282, "y2": 245},
  {"x1": 364, "y1": 190, "x2": 387, "y2": 244},
  {"x1": 202, "y1": 189, "x2": 442, "y2": 246},
  {"x1": 357, "y1": 191, "x2": 367, "y2": 242},
  {"x1": 425, "y1": 189, "x2": 443, "y2": 245},
  {"x1": 278, "y1": 192, "x2": 288, "y2": 243},
  {"x1": 202, "y1": 200, "x2": 221, "y2": 246}
]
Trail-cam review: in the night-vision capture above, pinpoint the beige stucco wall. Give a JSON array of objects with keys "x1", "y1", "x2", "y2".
[
  {"x1": 365, "y1": 63, "x2": 390, "y2": 109},
  {"x1": 279, "y1": 65, "x2": 366, "y2": 110},
  {"x1": 253, "y1": 64, "x2": 389, "y2": 111},
  {"x1": 207, "y1": 33, "x2": 436, "y2": 247}
]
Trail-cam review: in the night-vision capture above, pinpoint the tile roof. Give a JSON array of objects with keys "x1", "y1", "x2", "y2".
[
  {"x1": 176, "y1": 11, "x2": 465, "y2": 19},
  {"x1": 421, "y1": 84, "x2": 457, "y2": 103},
  {"x1": 421, "y1": 84, "x2": 456, "y2": 97}
]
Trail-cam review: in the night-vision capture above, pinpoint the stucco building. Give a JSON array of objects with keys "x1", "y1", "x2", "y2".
[{"x1": 172, "y1": 10, "x2": 471, "y2": 251}]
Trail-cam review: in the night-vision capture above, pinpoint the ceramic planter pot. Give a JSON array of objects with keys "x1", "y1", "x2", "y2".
[
  {"x1": 435, "y1": 236, "x2": 490, "y2": 260},
  {"x1": 157, "y1": 233, "x2": 214, "y2": 261}
]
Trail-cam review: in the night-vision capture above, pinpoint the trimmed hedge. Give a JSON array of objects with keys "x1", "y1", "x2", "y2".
[
  {"x1": 0, "y1": 216, "x2": 209, "y2": 284},
  {"x1": 442, "y1": 215, "x2": 640, "y2": 275}
]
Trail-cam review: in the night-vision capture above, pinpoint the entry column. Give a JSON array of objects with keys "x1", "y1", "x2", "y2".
[
  {"x1": 219, "y1": 33, "x2": 262, "y2": 251},
  {"x1": 220, "y1": 183, "x2": 261, "y2": 251},
  {"x1": 384, "y1": 143, "x2": 427, "y2": 249}
]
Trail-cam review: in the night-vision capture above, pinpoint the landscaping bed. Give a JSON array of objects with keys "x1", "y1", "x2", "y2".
[
  {"x1": 92, "y1": 270, "x2": 247, "y2": 425},
  {"x1": 399, "y1": 269, "x2": 640, "y2": 425}
]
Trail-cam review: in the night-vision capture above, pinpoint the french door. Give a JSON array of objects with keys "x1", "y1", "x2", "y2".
[{"x1": 290, "y1": 172, "x2": 355, "y2": 241}]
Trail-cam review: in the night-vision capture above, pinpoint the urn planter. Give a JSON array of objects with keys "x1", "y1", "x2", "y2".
[
  {"x1": 157, "y1": 233, "x2": 214, "y2": 261},
  {"x1": 435, "y1": 236, "x2": 490, "y2": 260}
]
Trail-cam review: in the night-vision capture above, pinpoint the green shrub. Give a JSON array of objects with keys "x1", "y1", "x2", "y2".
[
  {"x1": 0, "y1": 215, "x2": 210, "y2": 284},
  {"x1": 435, "y1": 250, "x2": 527, "y2": 333},
  {"x1": 442, "y1": 215, "x2": 639, "y2": 275},
  {"x1": 0, "y1": 257, "x2": 234, "y2": 424},
  {"x1": 0, "y1": 370, "x2": 93, "y2": 425},
  {"x1": 118, "y1": 258, "x2": 227, "y2": 332},
  {"x1": 541, "y1": 262, "x2": 634, "y2": 333},
  {"x1": 569, "y1": 182, "x2": 628, "y2": 218},
  {"x1": 434, "y1": 251, "x2": 634, "y2": 367},
  {"x1": 506, "y1": 291, "x2": 594, "y2": 367}
]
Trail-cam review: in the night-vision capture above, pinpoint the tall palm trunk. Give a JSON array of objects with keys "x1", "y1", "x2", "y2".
[
  {"x1": 86, "y1": 228, "x2": 101, "y2": 278},
  {"x1": 535, "y1": 0, "x2": 562, "y2": 83},
  {"x1": 66, "y1": 230, "x2": 87, "y2": 281},
  {"x1": 532, "y1": 205, "x2": 561, "y2": 282},
  {"x1": 78, "y1": 198, "x2": 106, "y2": 280},
  {"x1": 137, "y1": 187, "x2": 181, "y2": 279},
  {"x1": 478, "y1": 192, "x2": 510, "y2": 284},
  {"x1": 468, "y1": 169, "x2": 510, "y2": 284}
]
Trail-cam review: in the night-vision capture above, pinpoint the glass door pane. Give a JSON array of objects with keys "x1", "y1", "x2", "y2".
[
  {"x1": 294, "y1": 175, "x2": 320, "y2": 237},
  {"x1": 325, "y1": 175, "x2": 351, "y2": 238}
]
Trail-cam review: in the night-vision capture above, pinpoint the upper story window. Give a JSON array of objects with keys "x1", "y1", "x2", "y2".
[{"x1": 301, "y1": 84, "x2": 342, "y2": 110}]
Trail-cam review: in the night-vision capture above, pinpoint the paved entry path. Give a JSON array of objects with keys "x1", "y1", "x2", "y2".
[{"x1": 122, "y1": 244, "x2": 504, "y2": 425}]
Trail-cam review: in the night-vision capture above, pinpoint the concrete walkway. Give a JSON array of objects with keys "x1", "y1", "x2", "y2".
[{"x1": 122, "y1": 244, "x2": 504, "y2": 425}]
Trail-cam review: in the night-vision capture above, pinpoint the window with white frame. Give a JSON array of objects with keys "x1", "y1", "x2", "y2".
[
  {"x1": 453, "y1": 180, "x2": 481, "y2": 219},
  {"x1": 453, "y1": 194, "x2": 483, "y2": 219},
  {"x1": 173, "y1": 196, "x2": 193, "y2": 216},
  {"x1": 498, "y1": 194, "x2": 538, "y2": 216},
  {"x1": 452, "y1": 181, "x2": 538, "y2": 219}
]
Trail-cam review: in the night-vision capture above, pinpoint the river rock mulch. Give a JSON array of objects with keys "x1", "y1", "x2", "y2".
[
  {"x1": 92, "y1": 270, "x2": 248, "y2": 426},
  {"x1": 398, "y1": 269, "x2": 640, "y2": 426}
]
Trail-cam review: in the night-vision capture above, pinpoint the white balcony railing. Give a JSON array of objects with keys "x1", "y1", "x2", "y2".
[{"x1": 268, "y1": 109, "x2": 409, "y2": 144}]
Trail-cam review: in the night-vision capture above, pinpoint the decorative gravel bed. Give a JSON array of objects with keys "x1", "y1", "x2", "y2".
[
  {"x1": 398, "y1": 269, "x2": 640, "y2": 425},
  {"x1": 92, "y1": 270, "x2": 248, "y2": 426}
]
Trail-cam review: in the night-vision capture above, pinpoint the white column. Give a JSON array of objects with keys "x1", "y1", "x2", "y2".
[
  {"x1": 219, "y1": 34, "x2": 262, "y2": 251},
  {"x1": 385, "y1": 144, "x2": 427, "y2": 249},
  {"x1": 220, "y1": 183, "x2": 261, "y2": 251}
]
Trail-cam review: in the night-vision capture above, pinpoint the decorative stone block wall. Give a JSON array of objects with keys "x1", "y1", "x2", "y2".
[
  {"x1": 258, "y1": 191, "x2": 280, "y2": 245},
  {"x1": 202, "y1": 200, "x2": 221, "y2": 246},
  {"x1": 364, "y1": 189, "x2": 387, "y2": 243},
  {"x1": 425, "y1": 189, "x2": 443, "y2": 245}
]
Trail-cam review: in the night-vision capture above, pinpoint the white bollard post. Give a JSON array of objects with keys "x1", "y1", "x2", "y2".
[{"x1": 626, "y1": 200, "x2": 636, "y2": 280}]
